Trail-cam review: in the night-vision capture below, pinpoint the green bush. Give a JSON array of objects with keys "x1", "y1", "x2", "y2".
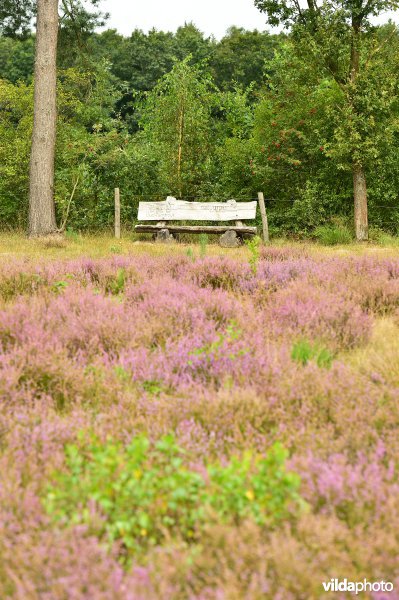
[{"x1": 44, "y1": 434, "x2": 303, "y2": 560}]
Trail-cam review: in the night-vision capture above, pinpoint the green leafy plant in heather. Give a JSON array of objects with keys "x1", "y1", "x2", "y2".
[
  {"x1": 142, "y1": 379, "x2": 165, "y2": 396},
  {"x1": 245, "y1": 235, "x2": 262, "y2": 274},
  {"x1": 188, "y1": 320, "x2": 246, "y2": 366},
  {"x1": 44, "y1": 434, "x2": 303, "y2": 561},
  {"x1": 51, "y1": 280, "x2": 69, "y2": 294},
  {"x1": 207, "y1": 444, "x2": 304, "y2": 525},
  {"x1": 105, "y1": 268, "x2": 126, "y2": 295},
  {"x1": 291, "y1": 339, "x2": 334, "y2": 369},
  {"x1": 113, "y1": 365, "x2": 131, "y2": 383},
  {"x1": 51, "y1": 274, "x2": 74, "y2": 295}
]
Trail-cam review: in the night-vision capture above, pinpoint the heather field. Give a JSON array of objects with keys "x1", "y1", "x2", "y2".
[{"x1": 1, "y1": 237, "x2": 399, "y2": 599}]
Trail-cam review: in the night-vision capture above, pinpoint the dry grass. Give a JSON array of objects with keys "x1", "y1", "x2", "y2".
[
  {"x1": 344, "y1": 316, "x2": 399, "y2": 386},
  {"x1": 0, "y1": 231, "x2": 399, "y2": 261},
  {"x1": 0, "y1": 232, "x2": 247, "y2": 261}
]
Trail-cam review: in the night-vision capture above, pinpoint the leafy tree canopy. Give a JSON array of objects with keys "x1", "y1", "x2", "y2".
[
  {"x1": 0, "y1": 0, "x2": 107, "y2": 39},
  {"x1": 0, "y1": 0, "x2": 35, "y2": 38},
  {"x1": 254, "y1": 0, "x2": 399, "y2": 29}
]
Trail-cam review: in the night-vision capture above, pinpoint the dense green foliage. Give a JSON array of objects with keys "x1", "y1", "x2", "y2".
[
  {"x1": 0, "y1": 0, "x2": 35, "y2": 38},
  {"x1": 291, "y1": 338, "x2": 334, "y2": 368},
  {"x1": 0, "y1": 9, "x2": 399, "y2": 235},
  {"x1": 0, "y1": 0, "x2": 106, "y2": 40},
  {"x1": 45, "y1": 433, "x2": 303, "y2": 561}
]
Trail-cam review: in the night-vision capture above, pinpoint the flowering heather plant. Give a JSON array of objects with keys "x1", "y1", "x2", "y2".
[
  {"x1": 0, "y1": 247, "x2": 399, "y2": 597},
  {"x1": 265, "y1": 280, "x2": 372, "y2": 350}
]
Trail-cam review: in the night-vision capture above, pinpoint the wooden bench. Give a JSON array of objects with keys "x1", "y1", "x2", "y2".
[{"x1": 134, "y1": 196, "x2": 257, "y2": 247}]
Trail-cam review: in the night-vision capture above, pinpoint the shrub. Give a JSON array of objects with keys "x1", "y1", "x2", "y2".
[{"x1": 44, "y1": 434, "x2": 303, "y2": 560}]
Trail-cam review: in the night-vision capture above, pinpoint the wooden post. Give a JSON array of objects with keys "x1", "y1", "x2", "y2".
[
  {"x1": 114, "y1": 188, "x2": 120, "y2": 239},
  {"x1": 257, "y1": 191, "x2": 269, "y2": 243}
]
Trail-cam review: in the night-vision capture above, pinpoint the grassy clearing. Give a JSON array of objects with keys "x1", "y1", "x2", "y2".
[{"x1": 1, "y1": 231, "x2": 399, "y2": 261}]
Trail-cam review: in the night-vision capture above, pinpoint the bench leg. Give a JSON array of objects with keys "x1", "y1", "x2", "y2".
[
  {"x1": 155, "y1": 228, "x2": 175, "y2": 243},
  {"x1": 219, "y1": 230, "x2": 241, "y2": 248}
]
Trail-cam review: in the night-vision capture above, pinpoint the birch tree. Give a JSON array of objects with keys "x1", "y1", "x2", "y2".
[{"x1": 141, "y1": 59, "x2": 216, "y2": 198}]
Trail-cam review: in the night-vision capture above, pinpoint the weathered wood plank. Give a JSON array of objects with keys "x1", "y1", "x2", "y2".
[
  {"x1": 138, "y1": 197, "x2": 257, "y2": 222},
  {"x1": 135, "y1": 224, "x2": 257, "y2": 235},
  {"x1": 257, "y1": 191, "x2": 269, "y2": 243},
  {"x1": 114, "y1": 188, "x2": 120, "y2": 239}
]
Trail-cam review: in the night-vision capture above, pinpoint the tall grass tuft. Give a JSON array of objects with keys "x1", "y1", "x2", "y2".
[{"x1": 314, "y1": 223, "x2": 352, "y2": 245}]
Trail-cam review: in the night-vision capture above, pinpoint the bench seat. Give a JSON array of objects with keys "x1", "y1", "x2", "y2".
[{"x1": 135, "y1": 224, "x2": 257, "y2": 235}]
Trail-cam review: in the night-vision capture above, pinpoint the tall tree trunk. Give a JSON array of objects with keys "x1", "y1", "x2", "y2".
[
  {"x1": 177, "y1": 102, "x2": 185, "y2": 198},
  {"x1": 353, "y1": 163, "x2": 368, "y2": 241},
  {"x1": 350, "y1": 18, "x2": 368, "y2": 241},
  {"x1": 28, "y1": 0, "x2": 59, "y2": 237}
]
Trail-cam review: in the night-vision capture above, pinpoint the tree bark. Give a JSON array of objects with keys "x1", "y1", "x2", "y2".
[
  {"x1": 350, "y1": 17, "x2": 368, "y2": 241},
  {"x1": 353, "y1": 163, "x2": 368, "y2": 241},
  {"x1": 28, "y1": 0, "x2": 59, "y2": 237}
]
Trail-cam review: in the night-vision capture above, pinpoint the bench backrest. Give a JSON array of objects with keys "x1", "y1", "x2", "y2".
[{"x1": 138, "y1": 196, "x2": 257, "y2": 222}]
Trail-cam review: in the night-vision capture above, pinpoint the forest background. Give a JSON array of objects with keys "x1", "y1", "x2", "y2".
[{"x1": 1, "y1": 1, "x2": 399, "y2": 238}]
